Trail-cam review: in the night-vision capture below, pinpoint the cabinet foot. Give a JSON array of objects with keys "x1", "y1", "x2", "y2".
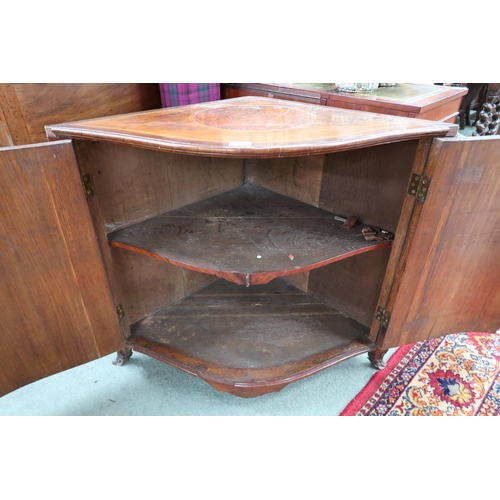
[
  {"x1": 368, "y1": 350, "x2": 387, "y2": 370},
  {"x1": 112, "y1": 347, "x2": 133, "y2": 366}
]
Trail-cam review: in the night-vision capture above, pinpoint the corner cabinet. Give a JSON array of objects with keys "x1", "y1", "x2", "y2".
[{"x1": 1, "y1": 97, "x2": 499, "y2": 398}]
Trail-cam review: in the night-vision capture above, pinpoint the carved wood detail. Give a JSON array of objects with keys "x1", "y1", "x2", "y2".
[{"x1": 473, "y1": 83, "x2": 500, "y2": 136}]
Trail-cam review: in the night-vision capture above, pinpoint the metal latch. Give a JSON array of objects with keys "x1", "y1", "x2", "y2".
[
  {"x1": 81, "y1": 173, "x2": 94, "y2": 198},
  {"x1": 408, "y1": 173, "x2": 430, "y2": 202},
  {"x1": 375, "y1": 306, "x2": 391, "y2": 328}
]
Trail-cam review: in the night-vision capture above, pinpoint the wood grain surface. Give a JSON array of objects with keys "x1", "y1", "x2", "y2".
[
  {"x1": 319, "y1": 141, "x2": 419, "y2": 234},
  {"x1": 308, "y1": 247, "x2": 392, "y2": 328},
  {"x1": 383, "y1": 135, "x2": 500, "y2": 347},
  {"x1": 0, "y1": 83, "x2": 161, "y2": 145},
  {"x1": 72, "y1": 141, "x2": 244, "y2": 233},
  {"x1": 245, "y1": 154, "x2": 324, "y2": 207},
  {"x1": 46, "y1": 96, "x2": 453, "y2": 158},
  {"x1": 108, "y1": 185, "x2": 392, "y2": 286},
  {"x1": 128, "y1": 278, "x2": 375, "y2": 397},
  {"x1": 110, "y1": 248, "x2": 217, "y2": 325},
  {"x1": 222, "y1": 83, "x2": 466, "y2": 126},
  {"x1": 0, "y1": 142, "x2": 124, "y2": 396}
]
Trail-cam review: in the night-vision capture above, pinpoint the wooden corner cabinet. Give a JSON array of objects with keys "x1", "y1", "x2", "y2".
[{"x1": 1, "y1": 97, "x2": 499, "y2": 398}]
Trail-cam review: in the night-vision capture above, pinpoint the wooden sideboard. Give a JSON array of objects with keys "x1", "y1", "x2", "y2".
[
  {"x1": 1, "y1": 97, "x2": 498, "y2": 398},
  {"x1": 222, "y1": 83, "x2": 467, "y2": 125},
  {"x1": 0, "y1": 83, "x2": 161, "y2": 146}
]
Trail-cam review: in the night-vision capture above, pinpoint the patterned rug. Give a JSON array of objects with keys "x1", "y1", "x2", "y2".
[{"x1": 341, "y1": 332, "x2": 500, "y2": 416}]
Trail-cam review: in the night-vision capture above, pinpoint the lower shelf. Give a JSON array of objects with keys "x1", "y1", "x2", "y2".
[{"x1": 127, "y1": 277, "x2": 377, "y2": 397}]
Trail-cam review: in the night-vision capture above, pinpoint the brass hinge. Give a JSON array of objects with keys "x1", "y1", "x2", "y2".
[
  {"x1": 81, "y1": 173, "x2": 94, "y2": 198},
  {"x1": 408, "y1": 173, "x2": 430, "y2": 202},
  {"x1": 116, "y1": 304, "x2": 125, "y2": 321},
  {"x1": 375, "y1": 306, "x2": 391, "y2": 328}
]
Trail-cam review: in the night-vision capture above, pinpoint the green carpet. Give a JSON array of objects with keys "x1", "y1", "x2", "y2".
[{"x1": 0, "y1": 349, "x2": 396, "y2": 416}]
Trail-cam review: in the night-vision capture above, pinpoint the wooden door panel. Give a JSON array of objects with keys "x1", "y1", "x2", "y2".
[
  {"x1": 0, "y1": 141, "x2": 125, "y2": 396},
  {"x1": 382, "y1": 135, "x2": 500, "y2": 348}
]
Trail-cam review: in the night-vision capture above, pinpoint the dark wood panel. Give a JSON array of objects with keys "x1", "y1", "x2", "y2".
[
  {"x1": 128, "y1": 278, "x2": 375, "y2": 397},
  {"x1": 0, "y1": 142, "x2": 124, "y2": 396},
  {"x1": 283, "y1": 271, "x2": 310, "y2": 292},
  {"x1": 308, "y1": 247, "x2": 392, "y2": 327},
  {"x1": 72, "y1": 141, "x2": 244, "y2": 233},
  {"x1": 0, "y1": 83, "x2": 161, "y2": 145},
  {"x1": 245, "y1": 155, "x2": 324, "y2": 207},
  {"x1": 366, "y1": 138, "x2": 434, "y2": 344},
  {"x1": 0, "y1": 84, "x2": 31, "y2": 145},
  {"x1": 46, "y1": 97, "x2": 453, "y2": 158},
  {"x1": 319, "y1": 141, "x2": 419, "y2": 234},
  {"x1": 222, "y1": 84, "x2": 326, "y2": 105},
  {"x1": 416, "y1": 98, "x2": 463, "y2": 123},
  {"x1": 384, "y1": 136, "x2": 500, "y2": 347},
  {"x1": 108, "y1": 185, "x2": 392, "y2": 286},
  {"x1": 325, "y1": 99, "x2": 409, "y2": 117},
  {"x1": 111, "y1": 248, "x2": 217, "y2": 324}
]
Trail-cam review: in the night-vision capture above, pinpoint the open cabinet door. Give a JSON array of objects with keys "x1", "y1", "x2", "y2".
[
  {"x1": 0, "y1": 141, "x2": 125, "y2": 397},
  {"x1": 381, "y1": 135, "x2": 500, "y2": 349}
]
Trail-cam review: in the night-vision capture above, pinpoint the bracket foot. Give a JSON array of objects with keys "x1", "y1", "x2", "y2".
[
  {"x1": 112, "y1": 347, "x2": 133, "y2": 366},
  {"x1": 368, "y1": 349, "x2": 388, "y2": 370}
]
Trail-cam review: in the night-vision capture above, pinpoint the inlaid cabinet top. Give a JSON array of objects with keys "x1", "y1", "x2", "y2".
[{"x1": 46, "y1": 96, "x2": 453, "y2": 157}]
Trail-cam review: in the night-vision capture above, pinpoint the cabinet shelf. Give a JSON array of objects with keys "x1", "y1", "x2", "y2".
[
  {"x1": 127, "y1": 278, "x2": 376, "y2": 397},
  {"x1": 108, "y1": 185, "x2": 392, "y2": 286}
]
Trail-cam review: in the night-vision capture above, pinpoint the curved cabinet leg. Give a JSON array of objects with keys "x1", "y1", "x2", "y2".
[
  {"x1": 368, "y1": 349, "x2": 388, "y2": 370},
  {"x1": 112, "y1": 346, "x2": 133, "y2": 366}
]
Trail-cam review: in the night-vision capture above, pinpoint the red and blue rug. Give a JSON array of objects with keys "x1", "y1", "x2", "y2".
[{"x1": 341, "y1": 332, "x2": 500, "y2": 416}]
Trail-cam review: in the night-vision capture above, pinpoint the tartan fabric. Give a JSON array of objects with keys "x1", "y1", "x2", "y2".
[{"x1": 159, "y1": 83, "x2": 220, "y2": 107}]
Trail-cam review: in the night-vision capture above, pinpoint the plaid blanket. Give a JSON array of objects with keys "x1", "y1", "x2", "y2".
[{"x1": 159, "y1": 83, "x2": 220, "y2": 107}]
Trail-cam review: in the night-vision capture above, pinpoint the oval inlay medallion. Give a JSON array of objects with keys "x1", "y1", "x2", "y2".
[{"x1": 190, "y1": 104, "x2": 314, "y2": 130}]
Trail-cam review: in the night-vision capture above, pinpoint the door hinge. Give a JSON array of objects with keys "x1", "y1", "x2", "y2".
[
  {"x1": 408, "y1": 173, "x2": 430, "y2": 202},
  {"x1": 116, "y1": 304, "x2": 125, "y2": 321},
  {"x1": 375, "y1": 306, "x2": 391, "y2": 328},
  {"x1": 81, "y1": 173, "x2": 94, "y2": 198}
]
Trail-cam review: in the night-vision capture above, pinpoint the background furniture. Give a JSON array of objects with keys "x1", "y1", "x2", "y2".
[
  {"x1": 0, "y1": 83, "x2": 161, "y2": 146},
  {"x1": 2, "y1": 97, "x2": 498, "y2": 399},
  {"x1": 457, "y1": 83, "x2": 488, "y2": 129},
  {"x1": 473, "y1": 83, "x2": 500, "y2": 136},
  {"x1": 222, "y1": 83, "x2": 467, "y2": 124}
]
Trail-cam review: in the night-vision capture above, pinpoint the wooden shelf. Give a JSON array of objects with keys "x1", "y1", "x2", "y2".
[
  {"x1": 108, "y1": 185, "x2": 392, "y2": 285},
  {"x1": 127, "y1": 278, "x2": 376, "y2": 397}
]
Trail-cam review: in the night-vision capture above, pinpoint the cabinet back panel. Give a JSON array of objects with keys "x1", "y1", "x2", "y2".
[
  {"x1": 73, "y1": 142, "x2": 244, "y2": 233},
  {"x1": 319, "y1": 141, "x2": 418, "y2": 234},
  {"x1": 282, "y1": 272, "x2": 309, "y2": 292},
  {"x1": 307, "y1": 247, "x2": 392, "y2": 327},
  {"x1": 243, "y1": 146, "x2": 415, "y2": 303},
  {"x1": 111, "y1": 248, "x2": 217, "y2": 325},
  {"x1": 244, "y1": 155, "x2": 324, "y2": 207},
  {"x1": 312, "y1": 142, "x2": 417, "y2": 322}
]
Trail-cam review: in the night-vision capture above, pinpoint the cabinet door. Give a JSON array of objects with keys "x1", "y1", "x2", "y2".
[
  {"x1": 0, "y1": 141, "x2": 125, "y2": 397},
  {"x1": 381, "y1": 135, "x2": 500, "y2": 348}
]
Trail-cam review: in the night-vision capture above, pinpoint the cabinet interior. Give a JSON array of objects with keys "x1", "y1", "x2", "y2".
[{"x1": 73, "y1": 138, "x2": 418, "y2": 396}]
